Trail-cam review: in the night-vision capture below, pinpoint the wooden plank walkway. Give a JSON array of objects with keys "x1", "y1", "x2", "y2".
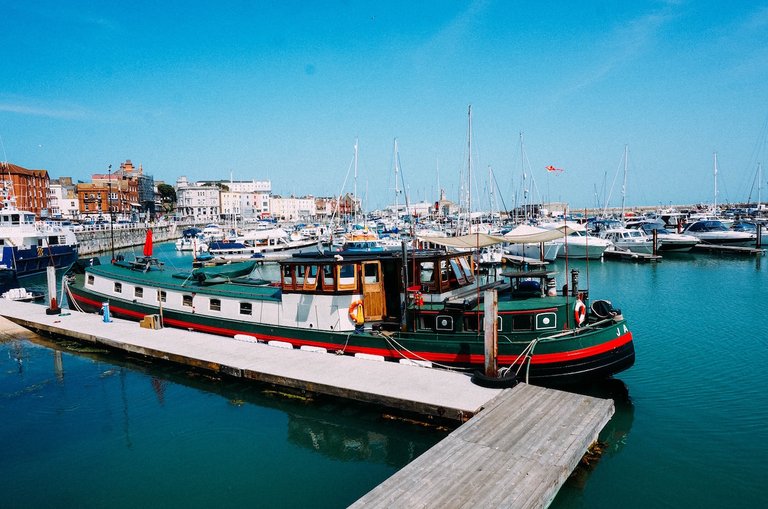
[
  {"x1": 691, "y1": 243, "x2": 765, "y2": 256},
  {"x1": 351, "y1": 384, "x2": 614, "y2": 509},
  {"x1": 603, "y1": 248, "x2": 662, "y2": 263},
  {"x1": 0, "y1": 300, "x2": 500, "y2": 422}
]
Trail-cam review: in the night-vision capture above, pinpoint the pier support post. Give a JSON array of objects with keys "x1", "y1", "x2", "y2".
[
  {"x1": 757, "y1": 223, "x2": 763, "y2": 249},
  {"x1": 45, "y1": 265, "x2": 60, "y2": 315},
  {"x1": 483, "y1": 289, "x2": 498, "y2": 377},
  {"x1": 652, "y1": 229, "x2": 658, "y2": 256}
]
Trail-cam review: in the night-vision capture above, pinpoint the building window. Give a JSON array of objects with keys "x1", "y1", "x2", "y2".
[
  {"x1": 183, "y1": 295, "x2": 193, "y2": 307},
  {"x1": 210, "y1": 298, "x2": 221, "y2": 311},
  {"x1": 114, "y1": 282, "x2": 122, "y2": 293},
  {"x1": 135, "y1": 287, "x2": 143, "y2": 298},
  {"x1": 240, "y1": 302, "x2": 252, "y2": 315}
]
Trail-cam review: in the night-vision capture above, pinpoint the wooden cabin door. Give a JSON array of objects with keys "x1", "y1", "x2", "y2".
[{"x1": 361, "y1": 261, "x2": 386, "y2": 321}]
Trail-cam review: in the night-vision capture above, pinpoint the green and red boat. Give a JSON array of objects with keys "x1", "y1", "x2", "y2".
[{"x1": 64, "y1": 245, "x2": 634, "y2": 386}]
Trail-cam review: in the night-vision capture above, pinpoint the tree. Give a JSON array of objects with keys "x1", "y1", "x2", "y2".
[{"x1": 158, "y1": 184, "x2": 177, "y2": 213}]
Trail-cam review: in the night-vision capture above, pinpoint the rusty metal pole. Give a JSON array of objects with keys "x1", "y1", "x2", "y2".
[{"x1": 483, "y1": 289, "x2": 498, "y2": 377}]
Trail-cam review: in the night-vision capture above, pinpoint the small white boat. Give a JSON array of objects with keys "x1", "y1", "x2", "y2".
[
  {"x1": 1, "y1": 287, "x2": 44, "y2": 302},
  {"x1": 552, "y1": 230, "x2": 613, "y2": 259},
  {"x1": 601, "y1": 228, "x2": 658, "y2": 254}
]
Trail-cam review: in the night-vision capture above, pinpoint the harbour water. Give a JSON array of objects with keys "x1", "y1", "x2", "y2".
[{"x1": 1, "y1": 243, "x2": 766, "y2": 508}]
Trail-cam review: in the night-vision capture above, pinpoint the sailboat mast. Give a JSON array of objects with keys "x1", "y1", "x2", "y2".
[
  {"x1": 758, "y1": 162, "x2": 763, "y2": 211},
  {"x1": 393, "y1": 138, "x2": 399, "y2": 221},
  {"x1": 713, "y1": 152, "x2": 718, "y2": 212},
  {"x1": 353, "y1": 138, "x2": 359, "y2": 225},
  {"x1": 620, "y1": 145, "x2": 628, "y2": 221},
  {"x1": 520, "y1": 132, "x2": 527, "y2": 220},
  {"x1": 467, "y1": 105, "x2": 472, "y2": 232}
]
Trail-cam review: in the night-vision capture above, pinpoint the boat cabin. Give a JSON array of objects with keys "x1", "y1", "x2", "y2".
[{"x1": 280, "y1": 249, "x2": 480, "y2": 326}]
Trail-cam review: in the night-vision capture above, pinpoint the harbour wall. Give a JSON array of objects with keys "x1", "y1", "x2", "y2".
[{"x1": 75, "y1": 224, "x2": 180, "y2": 256}]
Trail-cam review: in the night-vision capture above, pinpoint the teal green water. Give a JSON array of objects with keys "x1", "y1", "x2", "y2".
[{"x1": 2, "y1": 245, "x2": 767, "y2": 507}]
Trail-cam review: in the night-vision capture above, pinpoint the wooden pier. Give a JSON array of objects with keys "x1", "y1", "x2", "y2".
[
  {"x1": 691, "y1": 244, "x2": 765, "y2": 256},
  {"x1": 0, "y1": 301, "x2": 615, "y2": 507},
  {"x1": 0, "y1": 301, "x2": 497, "y2": 422},
  {"x1": 603, "y1": 248, "x2": 662, "y2": 263},
  {"x1": 352, "y1": 384, "x2": 613, "y2": 508}
]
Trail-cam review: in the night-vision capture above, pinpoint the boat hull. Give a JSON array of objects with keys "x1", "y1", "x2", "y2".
[
  {"x1": 1, "y1": 245, "x2": 78, "y2": 277},
  {"x1": 66, "y1": 280, "x2": 635, "y2": 386}
]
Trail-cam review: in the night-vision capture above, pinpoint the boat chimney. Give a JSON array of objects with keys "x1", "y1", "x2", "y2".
[{"x1": 570, "y1": 269, "x2": 580, "y2": 297}]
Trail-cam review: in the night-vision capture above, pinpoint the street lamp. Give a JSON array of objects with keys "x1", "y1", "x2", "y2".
[{"x1": 108, "y1": 164, "x2": 115, "y2": 262}]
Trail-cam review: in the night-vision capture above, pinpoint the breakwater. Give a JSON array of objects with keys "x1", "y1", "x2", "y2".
[{"x1": 75, "y1": 224, "x2": 180, "y2": 255}]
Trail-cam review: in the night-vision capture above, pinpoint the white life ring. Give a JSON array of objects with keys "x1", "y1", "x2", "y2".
[{"x1": 574, "y1": 300, "x2": 587, "y2": 326}]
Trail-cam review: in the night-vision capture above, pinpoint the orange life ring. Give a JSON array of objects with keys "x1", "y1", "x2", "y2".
[
  {"x1": 348, "y1": 300, "x2": 364, "y2": 325},
  {"x1": 574, "y1": 299, "x2": 587, "y2": 326}
]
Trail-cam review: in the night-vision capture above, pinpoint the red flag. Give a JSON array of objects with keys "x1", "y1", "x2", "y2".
[
  {"x1": 545, "y1": 165, "x2": 564, "y2": 172},
  {"x1": 143, "y1": 229, "x2": 153, "y2": 257}
]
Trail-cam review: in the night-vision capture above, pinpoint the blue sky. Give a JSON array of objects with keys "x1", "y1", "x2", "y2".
[{"x1": 2, "y1": 0, "x2": 768, "y2": 211}]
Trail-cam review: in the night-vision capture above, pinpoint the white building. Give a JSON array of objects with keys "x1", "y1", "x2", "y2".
[
  {"x1": 48, "y1": 183, "x2": 80, "y2": 220},
  {"x1": 175, "y1": 177, "x2": 220, "y2": 222},
  {"x1": 212, "y1": 179, "x2": 271, "y2": 219},
  {"x1": 270, "y1": 195, "x2": 316, "y2": 221}
]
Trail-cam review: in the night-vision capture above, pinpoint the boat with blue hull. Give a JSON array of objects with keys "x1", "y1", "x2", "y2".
[
  {"x1": 64, "y1": 235, "x2": 635, "y2": 387},
  {"x1": 0, "y1": 209, "x2": 79, "y2": 278}
]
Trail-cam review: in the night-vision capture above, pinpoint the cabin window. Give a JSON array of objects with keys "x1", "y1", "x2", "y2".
[
  {"x1": 134, "y1": 287, "x2": 143, "y2": 298},
  {"x1": 302, "y1": 265, "x2": 318, "y2": 290},
  {"x1": 512, "y1": 314, "x2": 533, "y2": 331},
  {"x1": 449, "y1": 259, "x2": 467, "y2": 286},
  {"x1": 183, "y1": 295, "x2": 193, "y2": 307},
  {"x1": 210, "y1": 298, "x2": 221, "y2": 311},
  {"x1": 240, "y1": 302, "x2": 252, "y2": 315},
  {"x1": 363, "y1": 262, "x2": 380, "y2": 283},
  {"x1": 439, "y1": 260, "x2": 450, "y2": 291},
  {"x1": 281, "y1": 265, "x2": 295, "y2": 290},
  {"x1": 458, "y1": 257, "x2": 475, "y2": 283},
  {"x1": 158, "y1": 290, "x2": 167, "y2": 303},
  {"x1": 114, "y1": 282, "x2": 122, "y2": 293},
  {"x1": 419, "y1": 261, "x2": 435, "y2": 291},
  {"x1": 337, "y1": 264, "x2": 357, "y2": 290},
  {"x1": 87, "y1": 275, "x2": 94, "y2": 285},
  {"x1": 321, "y1": 265, "x2": 335, "y2": 291}
]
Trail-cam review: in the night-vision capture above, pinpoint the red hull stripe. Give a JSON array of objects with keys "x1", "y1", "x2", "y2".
[{"x1": 72, "y1": 293, "x2": 633, "y2": 366}]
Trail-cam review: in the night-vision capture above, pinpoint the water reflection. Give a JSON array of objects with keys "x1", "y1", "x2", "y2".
[{"x1": 2, "y1": 331, "x2": 444, "y2": 469}]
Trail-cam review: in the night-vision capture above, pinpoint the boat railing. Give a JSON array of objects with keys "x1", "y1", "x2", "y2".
[{"x1": 541, "y1": 316, "x2": 620, "y2": 340}]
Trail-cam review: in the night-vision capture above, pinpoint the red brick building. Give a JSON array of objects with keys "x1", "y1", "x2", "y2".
[{"x1": 0, "y1": 162, "x2": 50, "y2": 217}]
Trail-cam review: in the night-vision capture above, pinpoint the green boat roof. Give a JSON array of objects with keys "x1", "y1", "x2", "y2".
[{"x1": 87, "y1": 261, "x2": 282, "y2": 301}]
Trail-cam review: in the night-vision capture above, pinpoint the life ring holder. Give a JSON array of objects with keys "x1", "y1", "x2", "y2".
[
  {"x1": 574, "y1": 299, "x2": 587, "y2": 326},
  {"x1": 348, "y1": 300, "x2": 364, "y2": 325}
]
